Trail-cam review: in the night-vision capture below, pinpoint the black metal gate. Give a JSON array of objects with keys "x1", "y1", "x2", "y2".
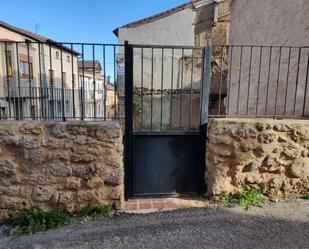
[{"x1": 124, "y1": 41, "x2": 212, "y2": 198}]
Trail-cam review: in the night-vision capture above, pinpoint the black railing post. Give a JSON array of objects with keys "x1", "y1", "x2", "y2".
[
  {"x1": 92, "y1": 44, "x2": 96, "y2": 119},
  {"x1": 4, "y1": 42, "x2": 12, "y2": 119},
  {"x1": 71, "y1": 44, "x2": 76, "y2": 119},
  {"x1": 26, "y1": 42, "x2": 33, "y2": 120},
  {"x1": 124, "y1": 40, "x2": 133, "y2": 200},
  {"x1": 15, "y1": 43, "x2": 22, "y2": 120},
  {"x1": 303, "y1": 52, "x2": 309, "y2": 116},
  {"x1": 198, "y1": 40, "x2": 212, "y2": 195},
  {"x1": 81, "y1": 44, "x2": 85, "y2": 121},
  {"x1": 38, "y1": 43, "x2": 44, "y2": 120},
  {"x1": 103, "y1": 45, "x2": 107, "y2": 121},
  {"x1": 49, "y1": 43, "x2": 55, "y2": 120}
]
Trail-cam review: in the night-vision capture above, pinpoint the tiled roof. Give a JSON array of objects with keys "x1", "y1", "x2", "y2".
[
  {"x1": 78, "y1": 60, "x2": 102, "y2": 71},
  {"x1": 113, "y1": 0, "x2": 201, "y2": 36},
  {"x1": 0, "y1": 20, "x2": 49, "y2": 42},
  {"x1": 0, "y1": 20, "x2": 79, "y2": 55}
]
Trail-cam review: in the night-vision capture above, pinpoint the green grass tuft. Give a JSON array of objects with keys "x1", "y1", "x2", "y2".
[
  {"x1": 9, "y1": 207, "x2": 71, "y2": 235},
  {"x1": 219, "y1": 185, "x2": 264, "y2": 210},
  {"x1": 303, "y1": 189, "x2": 309, "y2": 200},
  {"x1": 7, "y1": 204, "x2": 113, "y2": 235}
]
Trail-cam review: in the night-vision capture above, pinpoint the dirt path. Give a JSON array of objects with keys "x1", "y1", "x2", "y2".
[{"x1": 1, "y1": 200, "x2": 309, "y2": 249}]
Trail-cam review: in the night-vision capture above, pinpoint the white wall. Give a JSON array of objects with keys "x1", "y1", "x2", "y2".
[{"x1": 118, "y1": 8, "x2": 196, "y2": 46}]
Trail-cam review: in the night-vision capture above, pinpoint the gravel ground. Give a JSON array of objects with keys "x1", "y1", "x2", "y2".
[{"x1": 1, "y1": 200, "x2": 308, "y2": 249}]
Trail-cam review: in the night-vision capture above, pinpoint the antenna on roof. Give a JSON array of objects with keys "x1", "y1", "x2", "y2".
[{"x1": 35, "y1": 24, "x2": 41, "y2": 34}]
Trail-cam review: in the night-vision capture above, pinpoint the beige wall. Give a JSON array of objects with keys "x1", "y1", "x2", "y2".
[
  {"x1": 0, "y1": 27, "x2": 80, "y2": 118},
  {"x1": 0, "y1": 27, "x2": 79, "y2": 89},
  {"x1": 227, "y1": 0, "x2": 309, "y2": 116}
]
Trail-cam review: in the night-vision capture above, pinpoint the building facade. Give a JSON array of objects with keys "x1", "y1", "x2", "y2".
[
  {"x1": 0, "y1": 21, "x2": 80, "y2": 120},
  {"x1": 114, "y1": 0, "x2": 229, "y2": 130},
  {"x1": 78, "y1": 60, "x2": 118, "y2": 119}
]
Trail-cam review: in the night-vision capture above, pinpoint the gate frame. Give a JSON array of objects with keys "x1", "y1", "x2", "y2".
[{"x1": 124, "y1": 40, "x2": 212, "y2": 200}]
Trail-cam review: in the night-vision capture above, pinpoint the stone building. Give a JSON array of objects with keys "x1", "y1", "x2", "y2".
[
  {"x1": 114, "y1": 0, "x2": 230, "y2": 130},
  {"x1": 78, "y1": 60, "x2": 105, "y2": 119}
]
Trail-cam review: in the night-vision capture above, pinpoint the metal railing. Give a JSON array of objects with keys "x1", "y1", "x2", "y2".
[
  {"x1": 0, "y1": 41, "x2": 122, "y2": 121},
  {"x1": 129, "y1": 44, "x2": 205, "y2": 132},
  {"x1": 211, "y1": 45, "x2": 309, "y2": 118},
  {"x1": 0, "y1": 41, "x2": 308, "y2": 123}
]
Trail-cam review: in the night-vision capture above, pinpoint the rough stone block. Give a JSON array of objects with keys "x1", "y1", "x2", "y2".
[{"x1": 0, "y1": 121, "x2": 123, "y2": 220}]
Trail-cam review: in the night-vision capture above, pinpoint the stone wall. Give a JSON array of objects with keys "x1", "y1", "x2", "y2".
[
  {"x1": 0, "y1": 122, "x2": 123, "y2": 220},
  {"x1": 206, "y1": 118, "x2": 309, "y2": 199}
]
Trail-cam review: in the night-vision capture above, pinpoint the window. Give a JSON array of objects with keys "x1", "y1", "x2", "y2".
[
  {"x1": 62, "y1": 72, "x2": 67, "y2": 84},
  {"x1": 67, "y1": 55, "x2": 70, "y2": 63},
  {"x1": 20, "y1": 60, "x2": 33, "y2": 79},
  {"x1": 49, "y1": 69, "x2": 54, "y2": 83},
  {"x1": 56, "y1": 51, "x2": 60, "y2": 59},
  {"x1": 5, "y1": 51, "x2": 12, "y2": 77}
]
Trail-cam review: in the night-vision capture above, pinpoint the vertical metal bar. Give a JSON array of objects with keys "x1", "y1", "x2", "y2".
[
  {"x1": 200, "y1": 40, "x2": 212, "y2": 126},
  {"x1": 60, "y1": 46, "x2": 65, "y2": 121},
  {"x1": 274, "y1": 46, "x2": 282, "y2": 116},
  {"x1": 113, "y1": 45, "x2": 117, "y2": 118},
  {"x1": 38, "y1": 43, "x2": 43, "y2": 120},
  {"x1": 26, "y1": 42, "x2": 32, "y2": 120},
  {"x1": 189, "y1": 48, "x2": 194, "y2": 129},
  {"x1": 284, "y1": 47, "x2": 292, "y2": 116},
  {"x1": 293, "y1": 47, "x2": 302, "y2": 115},
  {"x1": 103, "y1": 45, "x2": 107, "y2": 121},
  {"x1": 246, "y1": 46, "x2": 253, "y2": 115},
  {"x1": 55, "y1": 88, "x2": 58, "y2": 120},
  {"x1": 226, "y1": 45, "x2": 233, "y2": 115},
  {"x1": 4, "y1": 42, "x2": 12, "y2": 119},
  {"x1": 81, "y1": 44, "x2": 85, "y2": 120},
  {"x1": 71, "y1": 43, "x2": 75, "y2": 118},
  {"x1": 92, "y1": 44, "x2": 96, "y2": 119},
  {"x1": 198, "y1": 40, "x2": 212, "y2": 195},
  {"x1": 140, "y1": 47, "x2": 144, "y2": 130},
  {"x1": 236, "y1": 46, "x2": 243, "y2": 115},
  {"x1": 179, "y1": 48, "x2": 184, "y2": 130},
  {"x1": 218, "y1": 46, "x2": 224, "y2": 115},
  {"x1": 265, "y1": 46, "x2": 272, "y2": 115},
  {"x1": 49, "y1": 43, "x2": 54, "y2": 119},
  {"x1": 169, "y1": 48, "x2": 174, "y2": 130},
  {"x1": 35, "y1": 85, "x2": 38, "y2": 120},
  {"x1": 160, "y1": 48, "x2": 164, "y2": 131},
  {"x1": 124, "y1": 40, "x2": 134, "y2": 199},
  {"x1": 150, "y1": 48, "x2": 154, "y2": 131},
  {"x1": 15, "y1": 43, "x2": 22, "y2": 120},
  {"x1": 302, "y1": 52, "x2": 309, "y2": 116},
  {"x1": 255, "y1": 46, "x2": 263, "y2": 115}
]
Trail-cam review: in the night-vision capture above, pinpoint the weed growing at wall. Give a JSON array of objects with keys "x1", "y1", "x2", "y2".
[
  {"x1": 303, "y1": 189, "x2": 309, "y2": 200},
  {"x1": 219, "y1": 185, "x2": 264, "y2": 210},
  {"x1": 7, "y1": 204, "x2": 114, "y2": 235},
  {"x1": 9, "y1": 208, "x2": 71, "y2": 235}
]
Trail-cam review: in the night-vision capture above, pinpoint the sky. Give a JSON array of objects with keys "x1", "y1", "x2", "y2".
[
  {"x1": 1, "y1": 0, "x2": 189, "y2": 82},
  {"x1": 1, "y1": 0, "x2": 189, "y2": 44}
]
